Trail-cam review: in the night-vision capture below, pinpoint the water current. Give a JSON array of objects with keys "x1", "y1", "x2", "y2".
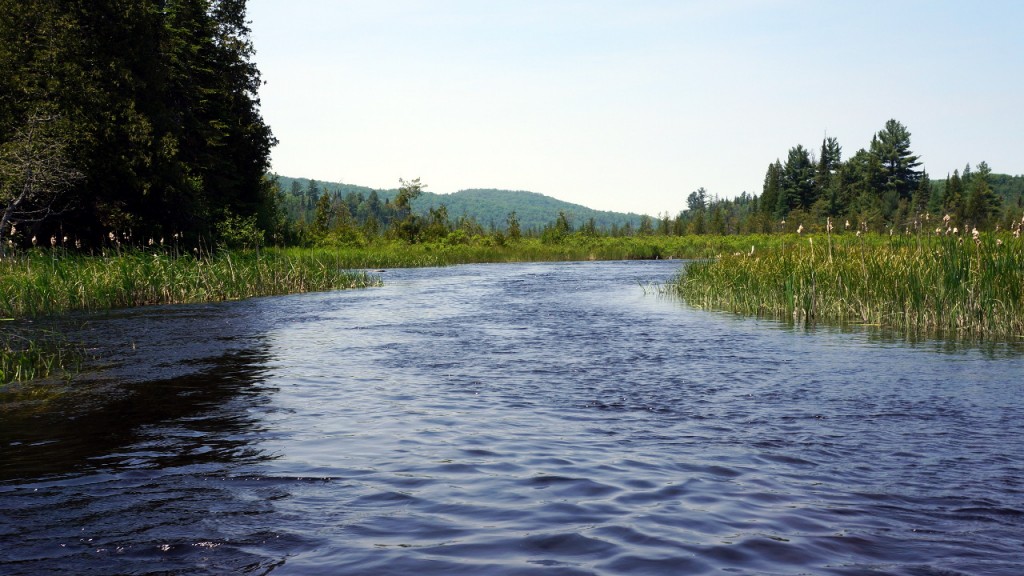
[{"x1": 1, "y1": 260, "x2": 1022, "y2": 575}]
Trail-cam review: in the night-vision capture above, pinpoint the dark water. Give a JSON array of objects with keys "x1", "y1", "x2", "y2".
[{"x1": 2, "y1": 260, "x2": 1023, "y2": 575}]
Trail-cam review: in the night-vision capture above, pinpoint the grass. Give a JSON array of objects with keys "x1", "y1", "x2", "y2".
[
  {"x1": 676, "y1": 230, "x2": 1024, "y2": 340},
  {"x1": 0, "y1": 247, "x2": 381, "y2": 319},
  {"x1": 1, "y1": 327, "x2": 84, "y2": 386},
  {"x1": 291, "y1": 235, "x2": 785, "y2": 268},
  {"x1": 0, "y1": 247, "x2": 381, "y2": 385}
]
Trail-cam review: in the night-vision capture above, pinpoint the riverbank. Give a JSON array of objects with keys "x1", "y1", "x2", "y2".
[
  {"x1": 677, "y1": 231, "x2": 1024, "y2": 339},
  {"x1": 0, "y1": 235, "x2": 767, "y2": 385},
  {"x1": 1, "y1": 248, "x2": 381, "y2": 385}
]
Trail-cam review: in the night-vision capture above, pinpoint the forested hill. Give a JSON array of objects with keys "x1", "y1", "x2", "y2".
[{"x1": 273, "y1": 176, "x2": 645, "y2": 232}]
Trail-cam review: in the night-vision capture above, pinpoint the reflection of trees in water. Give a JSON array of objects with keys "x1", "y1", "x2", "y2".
[{"x1": 0, "y1": 343, "x2": 277, "y2": 482}]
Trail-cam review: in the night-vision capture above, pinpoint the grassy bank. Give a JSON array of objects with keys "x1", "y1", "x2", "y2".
[
  {"x1": 293, "y1": 235, "x2": 784, "y2": 268},
  {"x1": 0, "y1": 248, "x2": 381, "y2": 319},
  {"x1": 677, "y1": 231, "x2": 1024, "y2": 339},
  {"x1": 1, "y1": 248, "x2": 381, "y2": 385}
]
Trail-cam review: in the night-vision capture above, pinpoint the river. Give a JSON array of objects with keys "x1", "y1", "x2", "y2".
[{"x1": 1, "y1": 260, "x2": 1022, "y2": 575}]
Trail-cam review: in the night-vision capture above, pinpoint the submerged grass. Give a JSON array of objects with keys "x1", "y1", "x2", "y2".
[
  {"x1": 1, "y1": 328, "x2": 84, "y2": 386},
  {"x1": 677, "y1": 231, "x2": 1024, "y2": 340}
]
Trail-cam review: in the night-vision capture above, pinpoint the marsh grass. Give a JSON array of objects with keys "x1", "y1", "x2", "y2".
[
  {"x1": 678, "y1": 232, "x2": 1024, "y2": 339},
  {"x1": 0, "y1": 248, "x2": 381, "y2": 318},
  {"x1": 299, "y1": 235, "x2": 782, "y2": 268},
  {"x1": 0, "y1": 248, "x2": 381, "y2": 384},
  {"x1": 1, "y1": 327, "x2": 84, "y2": 386}
]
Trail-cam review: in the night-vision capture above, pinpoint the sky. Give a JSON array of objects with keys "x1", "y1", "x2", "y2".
[{"x1": 247, "y1": 0, "x2": 1024, "y2": 216}]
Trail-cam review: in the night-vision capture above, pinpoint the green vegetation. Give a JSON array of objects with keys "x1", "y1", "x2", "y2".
[
  {"x1": 0, "y1": 248, "x2": 380, "y2": 319},
  {"x1": 1, "y1": 0, "x2": 276, "y2": 252},
  {"x1": 4, "y1": 0, "x2": 1022, "y2": 384},
  {"x1": 272, "y1": 176, "x2": 646, "y2": 242},
  {"x1": 1, "y1": 327, "x2": 83, "y2": 387},
  {"x1": 677, "y1": 228, "x2": 1024, "y2": 339},
  {"x1": 1, "y1": 246, "x2": 379, "y2": 385}
]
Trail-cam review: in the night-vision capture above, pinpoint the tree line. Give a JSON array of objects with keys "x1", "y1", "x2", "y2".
[
  {"x1": 751, "y1": 119, "x2": 1021, "y2": 234},
  {"x1": 0, "y1": 0, "x2": 275, "y2": 252}
]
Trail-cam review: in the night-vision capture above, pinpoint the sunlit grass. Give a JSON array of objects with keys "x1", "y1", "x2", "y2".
[
  {"x1": 0, "y1": 248, "x2": 381, "y2": 319},
  {"x1": 676, "y1": 231, "x2": 1024, "y2": 339},
  {"x1": 0, "y1": 247, "x2": 381, "y2": 384}
]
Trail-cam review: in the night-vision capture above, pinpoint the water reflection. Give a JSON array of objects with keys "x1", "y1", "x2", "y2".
[{"x1": 1, "y1": 302, "x2": 278, "y2": 481}]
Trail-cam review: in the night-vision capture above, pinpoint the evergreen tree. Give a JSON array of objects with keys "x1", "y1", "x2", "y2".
[
  {"x1": 911, "y1": 171, "x2": 931, "y2": 216},
  {"x1": 871, "y1": 119, "x2": 921, "y2": 203},
  {"x1": 760, "y1": 161, "x2": 782, "y2": 217},
  {"x1": 0, "y1": 0, "x2": 275, "y2": 245},
  {"x1": 943, "y1": 170, "x2": 966, "y2": 224},
  {"x1": 779, "y1": 145, "x2": 815, "y2": 213},
  {"x1": 964, "y1": 161, "x2": 1001, "y2": 229},
  {"x1": 814, "y1": 136, "x2": 842, "y2": 201}
]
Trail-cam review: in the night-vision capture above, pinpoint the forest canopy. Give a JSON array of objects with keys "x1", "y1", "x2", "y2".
[{"x1": 0, "y1": 0, "x2": 275, "y2": 249}]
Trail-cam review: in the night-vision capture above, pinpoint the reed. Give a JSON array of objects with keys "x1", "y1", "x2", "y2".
[
  {"x1": 0, "y1": 248, "x2": 381, "y2": 319},
  {"x1": 1, "y1": 327, "x2": 84, "y2": 386},
  {"x1": 677, "y1": 231, "x2": 1024, "y2": 339}
]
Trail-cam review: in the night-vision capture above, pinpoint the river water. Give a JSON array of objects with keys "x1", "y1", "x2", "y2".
[{"x1": 1, "y1": 260, "x2": 1022, "y2": 575}]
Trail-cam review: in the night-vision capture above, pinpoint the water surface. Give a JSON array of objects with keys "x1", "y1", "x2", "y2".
[{"x1": 2, "y1": 260, "x2": 1022, "y2": 575}]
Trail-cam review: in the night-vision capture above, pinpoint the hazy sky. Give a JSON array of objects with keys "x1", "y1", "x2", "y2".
[{"x1": 247, "y1": 0, "x2": 1024, "y2": 216}]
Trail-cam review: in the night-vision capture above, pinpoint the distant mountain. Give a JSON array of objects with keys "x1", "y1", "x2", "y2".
[{"x1": 273, "y1": 175, "x2": 646, "y2": 232}]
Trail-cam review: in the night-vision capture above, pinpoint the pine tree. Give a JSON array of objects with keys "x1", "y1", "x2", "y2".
[
  {"x1": 780, "y1": 145, "x2": 815, "y2": 213},
  {"x1": 871, "y1": 119, "x2": 921, "y2": 203},
  {"x1": 943, "y1": 170, "x2": 966, "y2": 225},
  {"x1": 911, "y1": 171, "x2": 931, "y2": 216},
  {"x1": 964, "y1": 161, "x2": 1001, "y2": 229},
  {"x1": 814, "y1": 136, "x2": 842, "y2": 201},
  {"x1": 760, "y1": 161, "x2": 782, "y2": 217}
]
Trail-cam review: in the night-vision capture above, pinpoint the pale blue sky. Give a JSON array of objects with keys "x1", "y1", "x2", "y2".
[{"x1": 248, "y1": 0, "x2": 1023, "y2": 216}]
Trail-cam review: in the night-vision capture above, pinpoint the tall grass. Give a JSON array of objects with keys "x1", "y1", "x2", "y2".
[
  {"x1": 677, "y1": 231, "x2": 1024, "y2": 339},
  {"x1": 1, "y1": 247, "x2": 382, "y2": 385},
  {"x1": 295, "y1": 235, "x2": 785, "y2": 268},
  {"x1": 0, "y1": 248, "x2": 381, "y2": 319}
]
